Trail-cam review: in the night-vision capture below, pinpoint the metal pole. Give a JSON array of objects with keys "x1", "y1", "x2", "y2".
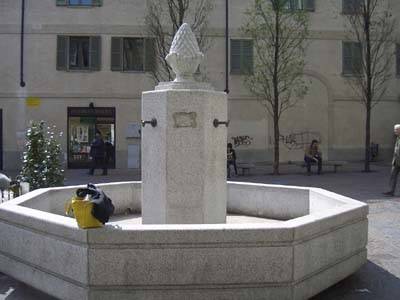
[
  {"x1": 20, "y1": 0, "x2": 26, "y2": 87},
  {"x1": 224, "y1": 0, "x2": 229, "y2": 94}
]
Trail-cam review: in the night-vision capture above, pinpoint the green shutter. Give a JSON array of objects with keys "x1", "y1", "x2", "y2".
[
  {"x1": 144, "y1": 38, "x2": 156, "y2": 72},
  {"x1": 342, "y1": 42, "x2": 353, "y2": 74},
  {"x1": 242, "y1": 40, "x2": 254, "y2": 74},
  {"x1": 343, "y1": 41, "x2": 362, "y2": 75},
  {"x1": 111, "y1": 37, "x2": 123, "y2": 71},
  {"x1": 342, "y1": 0, "x2": 351, "y2": 14},
  {"x1": 353, "y1": 42, "x2": 362, "y2": 74},
  {"x1": 56, "y1": 0, "x2": 67, "y2": 6},
  {"x1": 230, "y1": 40, "x2": 241, "y2": 74},
  {"x1": 89, "y1": 36, "x2": 101, "y2": 71},
  {"x1": 304, "y1": 0, "x2": 315, "y2": 11},
  {"x1": 343, "y1": 0, "x2": 362, "y2": 15},
  {"x1": 56, "y1": 35, "x2": 68, "y2": 71},
  {"x1": 92, "y1": 0, "x2": 103, "y2": 6}
]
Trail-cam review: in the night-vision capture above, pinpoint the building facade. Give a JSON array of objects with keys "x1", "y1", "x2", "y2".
[{"x1": 0, "y1": 0, "x2": 399, "y2": 171}]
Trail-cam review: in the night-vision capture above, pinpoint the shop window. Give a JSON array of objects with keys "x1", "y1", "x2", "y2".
[{"x1": 68, "y1": 107, "x2": 115, "y2": 169}]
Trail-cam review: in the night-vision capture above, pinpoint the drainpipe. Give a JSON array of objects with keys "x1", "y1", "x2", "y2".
[
  {"x1": 224, "y1": 0, "x2": 229, "y2": 94},
  {"x1": 20, "y1": 0, "x2": 26, "y2": 87}
]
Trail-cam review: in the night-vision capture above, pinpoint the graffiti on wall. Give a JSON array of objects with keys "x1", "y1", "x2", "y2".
[
  {"x1": 269, "y1": 131, "x2": 321, "y2": 150},
  {"x1": 231, "y1": 136, "x2": 253, "y2": 147}
]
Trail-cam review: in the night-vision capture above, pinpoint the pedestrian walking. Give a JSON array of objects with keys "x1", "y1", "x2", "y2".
[
  {"x1": 383, "y1": 124, "x2": 400, "y2": 196},
  {"x1": 88, "y1": 131, "x2": 106, "y2": 175}
]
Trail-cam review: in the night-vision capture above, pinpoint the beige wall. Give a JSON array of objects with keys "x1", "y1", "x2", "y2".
[{"x1": 0, "y1": 0, "x2": 400, "y2": 170}]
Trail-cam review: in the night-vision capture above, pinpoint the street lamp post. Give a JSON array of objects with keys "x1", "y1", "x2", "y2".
[
  {"x1": 224, "y1": 0, "x2": 229, "y2": 94},
  {"x1": 20, "y1": 0, "x2": 26, "y2": 87}
]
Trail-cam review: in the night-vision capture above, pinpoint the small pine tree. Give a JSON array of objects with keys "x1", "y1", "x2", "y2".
[{"x1": 20, "y1": 121, "x2": 65, "y2": 190}]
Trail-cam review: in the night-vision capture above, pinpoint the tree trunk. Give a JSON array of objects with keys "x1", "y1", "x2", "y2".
[
  {"x1": 364, "y1": 106, "x2": 371, "y2": 172},
  {"x1": 364, "y1": 0, "x2": 372, "y2": 172},
  {"x1": 272, "y1": 4, "x2": 280, "y2": 175},
  {"x1": 272, "y1": 3, "x2": 280, "y2": 175},
  {"x1": 273, "y1": 112, "x2": 280, "y2": 175}
]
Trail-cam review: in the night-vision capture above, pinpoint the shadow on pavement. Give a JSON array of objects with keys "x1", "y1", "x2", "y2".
[
  {"x1": 312, "y1": 260, "x2": 400, "y2": 299},
  {"x1": 0, "y1": 273, "x2": 55, "y2": 300}
]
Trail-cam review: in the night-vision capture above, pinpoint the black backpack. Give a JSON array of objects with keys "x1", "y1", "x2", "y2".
[{"x1": 76, "y1": 183, "x2": 115, "y2": 224}]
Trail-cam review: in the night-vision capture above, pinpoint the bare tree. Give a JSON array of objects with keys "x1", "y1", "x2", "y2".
[
  {"x1": 242, "y1": 0, "x2": 309, "y2": 175},
  {"x1": 343, "y1": 0, "x2": 395, "y2": 172},
  {"x1": 145, "y1": 0, "x2": 213, "y2": 83}
]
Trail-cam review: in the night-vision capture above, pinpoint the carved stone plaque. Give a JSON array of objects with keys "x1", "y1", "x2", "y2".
[{"x1": 173, "y1": 112, "x2": 197, "y2": 128}]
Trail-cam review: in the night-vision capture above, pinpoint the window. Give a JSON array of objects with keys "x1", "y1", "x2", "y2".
[
  {"x1": 397, "y1": 44, "x2": 400, "y2": 76},
  {"x1": 56, "y1": 0, "x2": 102, "y2": 6},
  {"x1": 69, "y1": 0, "x2": 93, "y2": 5},
  {"x1": 111, "y1": 37, "x2": 155, "y2": 72},
  {"x1": 342, "y1": 0, "x2": 363, "y2": 15},
  {"x1": 342, "y1": 41, "x2": 362, "y2": 75},
  {"x1": 230, "y1": 39, "x2": 253, "y2": 75},
  {"x1": 285, "y1": 0, "x2": 315, "y2": 11},
  {"x1": 57, "y1": 36, "x2": 101, "y2": 71},
  {"x1": 69, "y1": 37, "x2": 90, "y2": 70},
  {"x1": 68, "y1": 107, "x2": 115, "y2": 169}
]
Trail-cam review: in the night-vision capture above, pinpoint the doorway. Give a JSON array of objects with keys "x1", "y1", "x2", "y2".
[{"x1": 67, "y1": 107, "x2": 116, "y2": 169}]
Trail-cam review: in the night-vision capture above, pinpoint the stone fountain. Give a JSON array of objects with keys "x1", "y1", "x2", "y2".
[
  {"x1": 0, "y1": 24, "x2": 368, "y2": 300},
  {"x1": 142, "y1": 23, "x2": 227, "y2": 224}
]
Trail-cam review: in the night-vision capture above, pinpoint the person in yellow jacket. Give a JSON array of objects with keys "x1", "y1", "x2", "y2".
[{"x1": 383, "y1": 124, "x2": 400, "y2": 196}]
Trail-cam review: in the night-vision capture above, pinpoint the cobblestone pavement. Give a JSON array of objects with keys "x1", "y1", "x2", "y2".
[{"x1": 1, "y1": 162, "x2": 400, "y2": 299}]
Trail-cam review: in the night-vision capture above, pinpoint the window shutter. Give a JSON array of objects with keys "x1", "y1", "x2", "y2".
[
  {"x1": 144, "y1": 38, "x2": 156, "y2": 72},
  {"x1": 242, "y1": 40, "x2": 254, "y2": 74},
  {"x1": 292, "y1": 0, "x2": 300, "y2": 10},
  {"x1": 342, "y1": 42, "x2": 353, "y2": 74},
  {"x1": 92, "y1": 0, "x2": 103, "y2": 6},
  {"x1": 353, "y1": 42, "x2": 362, "y2": 74},
  {"x1": 343, "y1": 0, "x2": 362, "y2": 15},
  {"x1": 56, "y1": 0, "x2": 67, "y2": 6},
  {"x1": 396, "y1": 44, "x2": 400, "y2": 76},
  {"x1": 304, "y1": 0, "x2": 315, "y2": 12},
  {"x1": 89, "y1": 36, "x2": 101, "y2": 71},
  {"x1": 111, "y1": 37, "x2": 123, "y2": 71},
  {"x1": 230, "y1": 40, "x2": 241, "y2": 73},
  {"x1": 342, "y1": 0, "x2": 351, "y2": 14},
  {"x1": 56, "y1": 35, "x2": 68, "y2": 71}
]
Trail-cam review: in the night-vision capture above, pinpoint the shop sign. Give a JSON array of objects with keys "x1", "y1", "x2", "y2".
[{"x1": 68, "y1": 107, "x2": 115, "y2": 117}]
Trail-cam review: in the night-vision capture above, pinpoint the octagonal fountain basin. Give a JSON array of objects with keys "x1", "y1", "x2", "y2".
[{"x1": 0, "y1": 181, "x2": 368, "y2": 300}]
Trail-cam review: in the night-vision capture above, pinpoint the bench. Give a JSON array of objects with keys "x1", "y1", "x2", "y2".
[
  {"x1": 236, "y1": 163, "x2": 256, "y2": 176},
  {"x1": 292, "y1": 160, "x2": 347, "y2": 173}
]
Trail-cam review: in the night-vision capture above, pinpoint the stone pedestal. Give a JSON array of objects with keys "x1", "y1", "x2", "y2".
[{"x1": 141, "y1": 83, "x2": 227, "y2": 224}]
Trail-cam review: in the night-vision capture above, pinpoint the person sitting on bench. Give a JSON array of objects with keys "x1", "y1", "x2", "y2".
[{"x1": 304, "y1": 140, "x2": 322, "y2": 175}]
